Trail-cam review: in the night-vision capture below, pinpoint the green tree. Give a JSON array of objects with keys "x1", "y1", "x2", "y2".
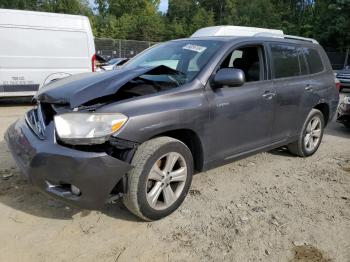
[
  {"x1": 190, "y1": 7, "x2": 215, "y2": 34},
  {"x1": 168, "y1": 0, "x2": 198, "y2": 20},
  {"x1": 234, "y1": 0, "x2": 282, "y2": 29},
  {"x1": 0, "y1": 0, "x2": 349, "y2": 50},
  {"x1": 0, "y1": 0, "x2": 38, "y2": 10},
  {"x1": 312, "y1": 0, "x2": 350, "y2": 51},
  {"x1": 0, "y1": 0, "x2": 91, "y2": 15},
  {"x1": 93, "y1": 0, "x2": 164, "y2": 41},
  {"x1": 39, "y1": 0, "x2": 92, "y2": 15}
]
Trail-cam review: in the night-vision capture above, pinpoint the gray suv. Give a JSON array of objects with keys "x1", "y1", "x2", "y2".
[{"x1": 5, "y1": 33, "x2": 339, "y2": 220}]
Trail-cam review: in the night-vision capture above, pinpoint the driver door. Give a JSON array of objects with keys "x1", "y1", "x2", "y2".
[{"x1": 205, "y1": 44, "x2": 276, "y2": 162}]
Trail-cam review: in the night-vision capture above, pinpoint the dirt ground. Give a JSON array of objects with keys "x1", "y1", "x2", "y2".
[{"x1": 0, "y1": 95, "x2": 349, "y2": 262}]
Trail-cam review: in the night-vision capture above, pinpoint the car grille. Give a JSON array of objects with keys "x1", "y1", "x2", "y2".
[
  {"x1": 25, "y1": 103, "x2": 54, "y2": 139},
  {"x1": 25, "y1": 104, "x2": 46, "y2": 139}
]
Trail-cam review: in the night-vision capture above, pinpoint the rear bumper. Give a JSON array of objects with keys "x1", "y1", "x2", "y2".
[{"x1": 4, "y1": 117, "x2": 132, "y2": 209}]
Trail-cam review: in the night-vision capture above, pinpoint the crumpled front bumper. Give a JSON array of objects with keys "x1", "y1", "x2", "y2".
[{"x1": 4, "y1": 117, "x2": 132, "y2": 209}]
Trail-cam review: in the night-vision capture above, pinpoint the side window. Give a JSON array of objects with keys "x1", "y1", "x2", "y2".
[
  {"x1": 270, "y1": 44, "x2": 300, "y2": 78},
  {"x1": 302, "y1": 48, "x2": 324, "y2": 74},
  {"x1": 298, "y1": 48, "x2": 308, "y2": 75},
  {"x1": 220, "y1": 46, "x2": 263, "y2": 82}
]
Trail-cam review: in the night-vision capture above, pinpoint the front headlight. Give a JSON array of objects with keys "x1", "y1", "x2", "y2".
[{"x1": 54, "y1": 113, "x2": 128, "y2": 145}]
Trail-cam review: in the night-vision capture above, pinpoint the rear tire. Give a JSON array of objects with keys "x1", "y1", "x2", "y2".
[
  {"x1": 123, "y1": 137, "x2": 193, "y2": 221},
  {"x1": 288, "y1": 109, "x2": 325, "y2": 157}
]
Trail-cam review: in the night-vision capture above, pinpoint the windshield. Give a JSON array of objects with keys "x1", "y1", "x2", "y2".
[{"x1": 124, "y1": 40, "x2": 224, "y2": 83}]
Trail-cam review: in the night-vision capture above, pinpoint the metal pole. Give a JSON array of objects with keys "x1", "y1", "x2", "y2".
[{"x1": 344, "y1": 47, "x2": 349, "y2": 68}]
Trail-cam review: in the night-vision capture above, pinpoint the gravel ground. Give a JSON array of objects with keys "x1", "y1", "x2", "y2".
[{"x1": 0, "y1": 95, "x2": 349, "y2": 262}]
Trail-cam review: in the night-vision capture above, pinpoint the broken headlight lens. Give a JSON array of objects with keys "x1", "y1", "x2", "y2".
[{"x1": 54, "y1": 113, "x2": 128, "y2": 145}]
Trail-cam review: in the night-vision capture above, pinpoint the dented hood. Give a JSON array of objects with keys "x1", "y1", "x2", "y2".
[{"x1": 35, "y1": 66, "x2": 177, "y2": 109}]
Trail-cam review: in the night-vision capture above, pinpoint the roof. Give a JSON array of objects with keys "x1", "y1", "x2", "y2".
[
  {"x1": 191, "y1": 26, "x2": 284, "y2": 38},
  {"x1": 0, "y1": 8, "x2": 89, "y2": 31},
  {"x1": 172, "y1": 35, "x2": 319, "y2": 47},
  {"x1": 190, "y1": 26, "x2": 318, "y2": 44}
]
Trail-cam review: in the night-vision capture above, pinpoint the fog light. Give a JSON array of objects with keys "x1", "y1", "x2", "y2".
[{"x1": 71, "y1": 185, "x2": 81, "y2": 196}]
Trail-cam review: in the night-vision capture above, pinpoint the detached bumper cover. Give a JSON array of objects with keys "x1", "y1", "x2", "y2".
[
  {"x1": 4, "y1": 117, "x2": 132, "y2": 209},
  {"x1": 337, "y1": 102, "x2": 350, "y2": 124}
]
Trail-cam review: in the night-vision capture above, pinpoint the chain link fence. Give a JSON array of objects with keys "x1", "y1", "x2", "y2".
[
  {"x1": 95, "y1": 38, "x2": 349, "y2": 70},
  {"x1": 326, "y1": 51, "x2": 349, "y2": 70},
  {"x1": 324, "y1": 46, "x2": 349, "y2": 70},
  {"x1": 95, "y1": 38, "x2": 158, "y2": 60}
]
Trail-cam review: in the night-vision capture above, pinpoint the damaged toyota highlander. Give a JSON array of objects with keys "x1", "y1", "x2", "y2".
[{"x1": 5, "y1": 26, "x2": 339, "y2": 220}]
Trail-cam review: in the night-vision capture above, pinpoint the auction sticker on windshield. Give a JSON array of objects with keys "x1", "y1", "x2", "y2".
[{"x1": 183, "y1": 44, "x2": 207, "y2": 53}]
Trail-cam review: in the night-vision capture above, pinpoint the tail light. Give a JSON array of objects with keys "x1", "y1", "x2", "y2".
[
  {"x1": 91, "y1": 54, "x2": 96, "y2": 72},
  {"x1": 335, "y1": 78, "x2": 341, "y2": 90}
]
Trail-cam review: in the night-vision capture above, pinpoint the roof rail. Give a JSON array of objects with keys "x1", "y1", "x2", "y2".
[
  {"x1": 190, "y1": 26, "x2": 319, "y2": 44},
  {"x1": 254, "y1": 32, "x2": 319, "y2": 44},
  {"x1": 191, "y1": 26, "x2": 284, "y2": 38}
]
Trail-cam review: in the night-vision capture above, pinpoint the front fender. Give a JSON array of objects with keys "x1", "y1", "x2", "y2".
[{"x1": 97, "y1": 82, "x2": 210, "y2": 144}]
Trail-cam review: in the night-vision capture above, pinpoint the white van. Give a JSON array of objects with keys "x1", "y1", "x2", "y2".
[{"x1": 0, "y1": 9, "x2": 96, "y2": 97}]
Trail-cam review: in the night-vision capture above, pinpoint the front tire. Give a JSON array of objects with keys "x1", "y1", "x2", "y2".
[
  {"x1": 288, "y1": 109, "x2": 325, "y2": 157},
  {"x1": 123, "y1": 137, "x2": 193, "y2": 221}
]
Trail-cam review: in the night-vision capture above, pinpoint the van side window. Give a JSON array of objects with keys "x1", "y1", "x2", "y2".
[
  {"x1": 270, "y1": 44, "x2": 300, "y2": 78},
  {"x1": 220, "y1": 46, "x2": 263, "y2": 82},
  {"x1": 302, "y1": 48, "x2": 324, "y2": 74}
]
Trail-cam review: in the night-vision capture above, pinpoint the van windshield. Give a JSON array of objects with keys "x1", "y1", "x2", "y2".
[{"x1": 123, "y1": 40, "x2": 224, "y2": 83}]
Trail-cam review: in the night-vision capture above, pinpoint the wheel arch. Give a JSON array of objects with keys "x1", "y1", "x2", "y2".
[
  {"x1": 314, "y1": 102, "x2": 330, "y2": 126},
  {"x1": 149, "y1": 129, "x2": 204, "y2": 172}
]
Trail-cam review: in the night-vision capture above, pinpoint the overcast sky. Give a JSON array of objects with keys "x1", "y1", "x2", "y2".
[{"x1": 158, "y1": 0, "x2": 168, "y2": 12}]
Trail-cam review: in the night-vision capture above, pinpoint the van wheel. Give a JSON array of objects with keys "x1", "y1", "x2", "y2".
[
  {"x1": 288, "y1": 109, "x2": 325, "y2": 157},
  {"x1": 123, "y1": 137, "x2": 193, "y2": 221}
]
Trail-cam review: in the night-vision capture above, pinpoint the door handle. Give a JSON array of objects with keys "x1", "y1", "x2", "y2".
[
  {"x1": 305, "y1": 85, "x2": 313, "y2": 91},
  {"x1": 262, "y1": 92, "x2": 276, "y2": 100}
]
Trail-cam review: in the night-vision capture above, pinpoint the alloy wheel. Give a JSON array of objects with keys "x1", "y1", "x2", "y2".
[
  {"x1": 304, "y1": 116, "x2": 322, "y2": 152},
  {"x1": 146, "y1": 152, "x2": 187, "y2": 210}
]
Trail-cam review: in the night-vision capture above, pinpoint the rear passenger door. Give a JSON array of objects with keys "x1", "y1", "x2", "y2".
[
  {"x1": 269, "y1": 43, "x2": 310, "y2": 142},
  {"x1": 299, "y1": 47, "x2": 330, "y2": 120}
]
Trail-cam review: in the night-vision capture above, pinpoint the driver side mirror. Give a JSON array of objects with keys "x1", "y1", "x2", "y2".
[{"x1": 212, "y1": 68, "x2": 246, "y2": 88}]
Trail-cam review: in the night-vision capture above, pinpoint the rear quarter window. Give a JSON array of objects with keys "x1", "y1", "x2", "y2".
[
  {"x1": 270, "y1": 44, "x2": 300, "y2": 79},
  {"x1": 302, "y1": 48, "x2": 324, "y2": 74}
]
